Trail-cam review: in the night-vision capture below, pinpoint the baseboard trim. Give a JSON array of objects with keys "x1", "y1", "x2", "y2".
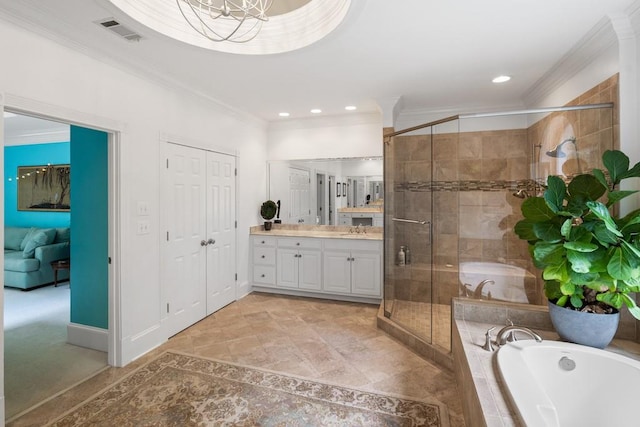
[{"x1": 67, "y1": 322, "x2": 108, "y2": 352}]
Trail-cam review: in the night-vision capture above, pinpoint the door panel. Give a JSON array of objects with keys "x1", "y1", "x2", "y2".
[
  {"x1": 323, "y1": 251, "x2": 351, "y2": 293},
  {"x1": 299, "y1": 250, "x2": 322, "y2": 290},
  {"x1": 277, "y1": 249, "x2": 299, "y2": 288},
  {"x1": 351, "y1": 252, "x2": 381, "y2": 296},
  {"x1": 206, "y1": 151, "x2": 236, "y2": 315},
  {"x1": 164, "y1": 143, "x2": 207, "y2": 337}
]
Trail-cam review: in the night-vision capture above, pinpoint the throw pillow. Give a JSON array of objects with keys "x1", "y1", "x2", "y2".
[
  {"x1": 21, "y1": 228, "x2": 56, "y2": 258},
  {"x1": 54, "y1": 227, "x2": 71, "y2": 243},
  {"x1": 19, "y1": 227, "x2": 38, "y2": 250},
  {"x1": 5, "y1": 227, "x2": 29, "y2": 251}
]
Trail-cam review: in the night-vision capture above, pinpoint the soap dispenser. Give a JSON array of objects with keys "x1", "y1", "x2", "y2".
[{"x1": 397, "y1": 246, "x2": 406, "y2": 266}]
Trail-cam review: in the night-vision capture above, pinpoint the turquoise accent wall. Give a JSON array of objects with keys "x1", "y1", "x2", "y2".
[
  {"x1": 70, "y1": 126, "x2": 108, "y2": 330},
  {"x1": 4, "y1": 142, "x2": 70, "y2": 228}
]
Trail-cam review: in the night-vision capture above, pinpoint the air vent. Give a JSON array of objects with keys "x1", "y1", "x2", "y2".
[{"x1": 96, "y1": 18, "x2": 142, "y2": 42}]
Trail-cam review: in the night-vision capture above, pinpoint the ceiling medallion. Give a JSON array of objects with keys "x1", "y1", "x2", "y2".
[
  {"x1": 107, "y1": 0, "x2": 351, "y2": 55},
  {"x1": 176, "y1": 0, "x2": 273, "y2": 43}
]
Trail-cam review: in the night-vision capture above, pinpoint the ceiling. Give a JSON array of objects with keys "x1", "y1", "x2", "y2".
[{"x1": 0, "y1": 0, "x2": 636, "y2": 124}]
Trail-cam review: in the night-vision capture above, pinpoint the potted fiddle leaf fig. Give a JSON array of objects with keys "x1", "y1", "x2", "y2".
[
  {"x1": 515, "y1": 150, "x2": 640, "y2": 348},
  {"x1": 260, "y1": 200, "x2": 278, "y2": 231}
]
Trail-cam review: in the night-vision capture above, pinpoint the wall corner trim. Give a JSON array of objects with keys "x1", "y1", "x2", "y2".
[{"x1": 67, "y1": 322, "x2": 108, "y2": 352}]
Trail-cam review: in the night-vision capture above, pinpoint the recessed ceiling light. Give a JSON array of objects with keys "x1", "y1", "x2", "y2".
[
  {"x1": 345, "y1": 105, "x2": 357, "y2": 111},
  {"x1": 310, "y1": 109, "x2": 322, "y2": 114},
  {"x1": 278, "y1": 112, "x2": 290, "y2": 117},
  {"x1": 492, "y1": 75, "x2": 511, "y2": 83}
]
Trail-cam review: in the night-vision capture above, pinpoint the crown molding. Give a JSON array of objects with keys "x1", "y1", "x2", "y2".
[
  {"x1": 522, "y1": 17, "x2": 618, "y2": 107},
  {"x1": 267, "y1": 111, "x2": 381, "y2": 132},
  {"x1": 0, "y1": 3, "x2": 266, "y2": 128}
]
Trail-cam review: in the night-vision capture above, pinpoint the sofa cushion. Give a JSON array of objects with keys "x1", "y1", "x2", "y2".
[
  {"x1": 5, "y1": 227, "x2": 30, "y2": 251},
  {"x1": 5, "y1": 251, "x2": 39, "y2": 272},
  {"x1": 19, "y1": 227, "x2": 37, "y2": 250},
  {"x1": 22, "y1": 229, "x2": 56, "y2": 258},
  {"x1": 54, "y1": 227, "x2": 71, "y2": 243}
]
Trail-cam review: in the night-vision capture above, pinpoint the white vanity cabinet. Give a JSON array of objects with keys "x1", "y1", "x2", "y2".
[
  {"x1": 276, "y1": 238, "x2": 322, "y2": 290},
  {"x1": 323, "y1": 240, "x2": 382, "y2": 297},
  {"x1": 338, "y1": 212, "x2": 383, "y2": 227},
  {"x1": 252, "y1": 236, "x2": 276, "y2": 287}
]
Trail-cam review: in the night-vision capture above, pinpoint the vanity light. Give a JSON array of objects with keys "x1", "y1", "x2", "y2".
[
  {"x1": 345, "y1": 105, "x2": 357, "y2": 111},
  {"x1": 278, "y1": 112, "x2": 290, "y2": 117},
  {"x1": 492, "y1": 75, "x2": 511, "y2": 83},
  {"x1": 310, "y1": 109, "x2": 322, "y2": 114}
]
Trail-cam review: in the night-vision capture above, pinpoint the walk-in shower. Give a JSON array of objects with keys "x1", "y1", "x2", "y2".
[{"x1": 383, "y1": 98, "x2": 617, "y2": 359}]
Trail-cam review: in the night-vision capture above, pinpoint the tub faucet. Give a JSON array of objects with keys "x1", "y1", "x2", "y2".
[
  {"x1": 473, "y1": 279, "x2": 495, "y2": 299},
  {"x1": 496, "y1": 325, "x2": 543, "y2": 346}
]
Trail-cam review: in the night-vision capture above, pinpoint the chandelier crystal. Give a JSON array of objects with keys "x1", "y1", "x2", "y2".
[{"x1": 176, "y1": 0, "x2": 273, "y2": 43}]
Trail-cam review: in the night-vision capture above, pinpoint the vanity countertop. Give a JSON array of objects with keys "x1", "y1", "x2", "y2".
[
  {"x1": 337, "y1": 207, "x2": 383, "y2": 213},
  {"x1": 250, "y1": 224, "x2": 382, "y2": 240}
]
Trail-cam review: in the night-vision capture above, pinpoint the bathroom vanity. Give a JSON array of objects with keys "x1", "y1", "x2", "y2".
[
  {"x1": 250, "y1": 225, "x2": 382, "y2": 303},
  {"x1": 337, "y1": 207, "x2": 384, "y2": 227}
]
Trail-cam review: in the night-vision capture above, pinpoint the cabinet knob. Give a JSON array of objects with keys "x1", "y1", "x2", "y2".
[
  {"x1": 261, "y1": 255, "x2": 265, "y2": 258},
  {"x1": 261, "y1": 274, "x2": 265, "y2": 278},
  {"x1": 296, "y1": 242, "x2": 300, "y2": 246},
  {"x1": 261, "y1": 240, "x2": 265, "y2": 244}
]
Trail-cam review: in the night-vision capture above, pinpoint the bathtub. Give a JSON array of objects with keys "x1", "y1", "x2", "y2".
[
  {"x1": 458, "y1": 262, "x2": 531, "y2": 303},
  {"x1": 497, "y1": 340, "x2": 640, "y2": 426}
]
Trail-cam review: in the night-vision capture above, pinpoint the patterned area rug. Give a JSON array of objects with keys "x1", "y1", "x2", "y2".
[{"x1": 50, "y1": 351, "x2": 449, "y2": 426}]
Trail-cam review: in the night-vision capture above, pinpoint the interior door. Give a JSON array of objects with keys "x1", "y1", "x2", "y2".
[
  {"x1": 205, "y1": 151, "x2": 236, "y2": 315},
  {"x1": 164, "y1": 143, "x2": 207, "y2": 337},
  {"x1": 289, "y1": 167, "x2": 311, "y2": 224}
]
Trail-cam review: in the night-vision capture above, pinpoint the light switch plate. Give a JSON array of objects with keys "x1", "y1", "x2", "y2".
[
  {"x1": 137, "y1": 220, "x2": 150, "y2": 235},
  {"x1": 137, "y1": 201, "x2": 149, "y2": 216}
]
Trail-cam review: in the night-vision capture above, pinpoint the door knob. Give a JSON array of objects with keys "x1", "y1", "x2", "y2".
[
  {"x1": 207, "y1": 238, "x2": 215, "y2": 245},
  {"x1": 200, "y1": 240, "x2": 207, "y2": 246}
]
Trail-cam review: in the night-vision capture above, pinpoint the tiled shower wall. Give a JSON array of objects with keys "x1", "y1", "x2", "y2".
[{"x1": 386, "y1": 73, "x2": 619, "y2": 311}]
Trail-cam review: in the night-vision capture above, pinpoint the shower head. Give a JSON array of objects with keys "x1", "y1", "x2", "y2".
[
  {"x1": 512, "y1": 189, "x2": 530, "y2": 199},
  {"x1": 546, "y1": 137, "x2": 577, "y2": 158}
]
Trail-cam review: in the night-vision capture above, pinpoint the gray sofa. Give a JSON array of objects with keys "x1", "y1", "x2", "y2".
[{"x1": 4, "y1": 226, "x2": 70, "y2": 290}]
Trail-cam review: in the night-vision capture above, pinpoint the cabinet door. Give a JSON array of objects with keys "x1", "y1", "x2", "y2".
[
  {"x1": 351, "y1": 251, "x2": 381, "y2": 297},
  {"x1": 323, "y1": 251, "x2": 352, "y2": 294},
  {"x1": 298, "y1": 250, "x2": 322, "y2": 290},
  {"x1": 277, "y1": 249, "x2": 299, "y2": 288}
]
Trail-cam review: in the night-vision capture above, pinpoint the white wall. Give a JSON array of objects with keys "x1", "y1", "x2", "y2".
[
  {"x1": 0, "y1": 19, "x2": 268, "y2": 370},
  {"x1": 267, "y1": 112, "x2": 383, "y2": 160}
]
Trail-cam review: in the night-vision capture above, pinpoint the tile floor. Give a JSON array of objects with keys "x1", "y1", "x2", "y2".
[{"x1": 8, "y1": 292, "x2": 465, "y2": 427}]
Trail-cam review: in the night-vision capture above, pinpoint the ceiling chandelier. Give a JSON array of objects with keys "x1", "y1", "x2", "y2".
[{"x1": 176, "y1": 0, "x2": 273, "y2": 43}]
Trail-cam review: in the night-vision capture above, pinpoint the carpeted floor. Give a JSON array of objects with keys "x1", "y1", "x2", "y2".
[
  {"x1": 4, "y1": 284, "x2": 108, "y2": 420},
  {"x1": 50, "y1": 351, "x2": 449, "y2": 426}
]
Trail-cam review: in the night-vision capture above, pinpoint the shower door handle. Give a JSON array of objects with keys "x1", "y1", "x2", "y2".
[
  {"x1": 392, "y1": 218, "x2": 432, "y2": 245},
  {"x1": 392, "y1": 218, "x2": 428, "y2": 225}
]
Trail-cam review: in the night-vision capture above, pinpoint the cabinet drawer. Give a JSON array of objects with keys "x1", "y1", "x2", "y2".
[
  {"x1": 253, "y1": 266, "x2": 276, "y2": 285},
  {"x1": 277, "y1": 238, "x2": 322, "y2": 250},
  {"x1": 253, "y1": 247, "x2": 276, "y2": 265},
  {"x1": 254, "y1": 236, "x2": 276, "y2": 247},
  {"x1": 339, "y1": 218, "x2": 351, "y2": 225}
]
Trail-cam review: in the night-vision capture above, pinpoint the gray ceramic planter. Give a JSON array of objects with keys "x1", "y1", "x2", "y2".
[{"x1": 548, "y1": 301, "x2": 619, "y2": 349}]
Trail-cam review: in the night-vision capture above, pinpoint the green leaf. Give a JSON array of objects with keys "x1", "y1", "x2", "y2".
[
  {"x1": 620, "y1": 211, "x2": 640, "y2": 233},
  {"x1": 563, "y1": 241, "x2": 598, "y2": 252},
  {"x1": 544, "y1": 259, "x2": 569, "y2": 282},
  {"x1": 533, "y1": 242, "x2": 565, "y2": 265},
  {"x1": 587, "y1": 201, "x2": 623, "y2": 237},
  {"x1": 593, "y1": 168, "x2": 608, "y2": 189},
  {"x1": 597, "y1": 291, "x2": 624, "y2": 309},
  {"x1": 567, "y1": 249, "x2": 591, "y2": 273},
  {"x1": 570, "y1": 295, "x2": 583, "y2": 308},
  {"x1": 569, "y1": 270, "x2": 599, "y2": 284},
  {"x1": 544, "y1": 280, "x2": 563, "y2": 300},
  {"x1": 556, "y1": 294, "x2": 568, "y2": 307},
  {"x1": 521, "y1": 197, "x2": 556, "y2": 222},
  {"x1": 566, "y1": 194, "x2": 589, "y2": 217},
  {"x1": 560, "y1": 219, "x2": 572, "y2": 238},
  {"x1": 621, "y1": 294, "x2": 640, "y2": 321},
  {"x1": 607, "y1": 247, "x2": 634, "y2": 280},
  {"x1": 607, "y1": 190, "x2": 638, "y2": 207},
  {"x1": 544, "y1": 175, "x2": 566, "y2": 213},
  {"x1": 514, "y1": 219, "x2": 538, "y2": 241},
  {"x1": 532, "y1": 222, "x2": 563, "y2": 242},
  {"x1": 592, "y1": 222, "x2": 619, "y2": 246},
  {"x1": 603, "y1": 150, "x2": 630, "y2": 185},
  {"x1": 560, "y1": 281, "x2": 576, "y2": 295},
  {"x1": 620, "y1": 160, "x2": 640, "y2": 180},
  {"x1": 568, "y1": 174, "x2": 606, "y2": 201},
  {"x1": 621, "y1": 241, "x2": 640, "y2": 268}
]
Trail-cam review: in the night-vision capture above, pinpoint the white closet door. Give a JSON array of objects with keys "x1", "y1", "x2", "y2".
[
  {"x1": 164, "y1": 143, "x2": 207, "y2": 337},
  {"x1": 206, "y1": 151, "x2": 236, "y2": 315}
]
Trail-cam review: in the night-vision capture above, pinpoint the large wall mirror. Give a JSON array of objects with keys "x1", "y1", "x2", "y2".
[{"x1": 267, "y1": 157, "x2": 383, "y2": 225}]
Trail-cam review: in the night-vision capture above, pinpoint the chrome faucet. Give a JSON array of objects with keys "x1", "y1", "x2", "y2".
[
  {"x1": 473, "y1": 279, "x2": 495, "y2": 299},
  {"x1": 460, "y1": 283, "x2": 472, "y2": 297},
  {"x1": 496, "y1": 325, "x2": 543, "y2": 346}
]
